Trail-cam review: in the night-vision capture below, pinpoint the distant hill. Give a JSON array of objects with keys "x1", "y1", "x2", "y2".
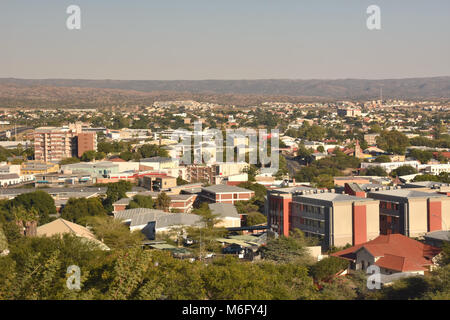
[{"x1": 0, "y1": 77, "x2": 448, "y2": 108}]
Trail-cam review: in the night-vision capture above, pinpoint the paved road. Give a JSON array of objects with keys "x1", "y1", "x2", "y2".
[{"x1": 284, "y1": 155, "x2": 303, "y2": 176}]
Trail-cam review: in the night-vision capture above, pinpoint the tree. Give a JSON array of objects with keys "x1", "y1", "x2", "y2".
[
  {"x1": 374, "y1": 155, "x2": 391, "y2": 163},
  {"x1": 61, "y1": 197, "x2": 106, "y2": 224},
  {"x1": 261, "y1": 229, "x2": 315, "y2": 264},
  {"x1": 81, "y1": 150, "x2": 96, "y2": 162},
  {"x1": 103, "y1": 181, "x2": 132, "y2": 212},
  {"x1": 106, "y1": 181, "x2": 132, "y2": 204},
  {"x1": 364, "y1": 166, "x2": 388, "y2": 177},
  {"x1": 126, "y1": 195, "x2": 154, "y2": 210},
  {"x1": 176, "y1": 177, "x2": 189, "y2": 186},
  {"x1": 119, "y1": 151, "x2": 134, "y2": 161},
  {"x1": 8, "y1": 191, "x2": 56, "y2": 225},
  {"x1": 369, "y1": 124, "x2": 382, "y2": 134},
  {"x1": 87, "y1": 216, "x2": 145, "y2": 250},
  {"x1": 376, "y1": 130, "x2": 409, "y2": 155},
  {"x1": 155, "y1": 192, "x2": 171, "y2": 212},
  {"x1": 317, "y1": 146, "x2": 325, "y2": 153},
  {"x1": 234, "y1": 200, "x2": 259, "y2": 214},
  {"x1": 60, "y1": 157, "x2": 80, "y2": 165},
  {"x1": 95, "y1": 152, "x2": 106, "y2": 160},
  {"x1": 138, "y1": 144, "x2": 169, "y2": 159},
  {"x1": 309, "y1": 256, "x2": 349, "y2": 282},
  {"x1": 391, "y1": 165, "x2": 418, "y2": 177},
  {"x1": 312, "y1": 174, "x2": 334, "y2": 189},
  {"x1": 245, "y1": 212, "x2": 267, "y2": 226},
  {"x1": 409, "y1": 149, "x2": 433, "y2": 164}
]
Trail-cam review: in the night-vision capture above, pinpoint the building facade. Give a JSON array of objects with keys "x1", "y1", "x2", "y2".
[
  {"x1": 267, "y1": 189, "x2": 380, "y2": 250},
  {"x1": 367, "y1": 189, "x2": 450, "y2": 238}
]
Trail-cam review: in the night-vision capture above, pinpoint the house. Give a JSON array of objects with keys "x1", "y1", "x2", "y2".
[
  {"x1": 36, "y1": 218, "x2": 109, "y2": 250},
  {"x1": 200, "y1": 185, "x2": 255, "y2": 204},
  {"x1": 112, "y1": 192, "x2": 196, "y2": 213},
  {"x1": 208, "y1": 203, "x2": 241, "y2": 228},
  {"x1": 114, "y1": 208, "x2": 203, "y2": 240},
  {"x1": 332, "y1": 234, "x2": 441, "y2": 279},
  {"x1": 0, "y1": 173, "x2": 21, "y2": 187}
]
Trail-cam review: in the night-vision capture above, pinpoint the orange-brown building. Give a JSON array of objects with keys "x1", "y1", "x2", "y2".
[{"x1": 77, "y1": 132, "x2": 97, "y2": 158}]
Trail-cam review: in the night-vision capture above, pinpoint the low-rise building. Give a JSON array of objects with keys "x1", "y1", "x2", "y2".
[
  {"x1": 267, "y1": 188, "x2": 380, "y2": 249},
  {"x1": 367, "y1": 189, "x2": 450, "y2": 237},
  {"x1": 208, "y1": 203, "x2": 242, "y2": 228},
  {"x1": 332, "y1": 234, "x2": 441, "y2": 279},
  {"x1": 201, "y1": 185, "x2": 255, "y2": 204}
]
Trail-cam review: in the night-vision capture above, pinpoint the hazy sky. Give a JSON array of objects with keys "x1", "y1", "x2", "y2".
[{"x1": 1, "y1": 0, "x2": 449, "y2": 80}]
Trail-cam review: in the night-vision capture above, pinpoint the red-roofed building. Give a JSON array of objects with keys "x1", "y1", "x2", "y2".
[
  {"x1": 332, "y1": 234, "x2": 441, "y2": 275},
  {"x1": 433, "y1": 152, "x2": 450, "y2": 160}
]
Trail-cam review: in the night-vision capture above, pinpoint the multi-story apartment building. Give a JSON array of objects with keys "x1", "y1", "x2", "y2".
[
  {"x1": 34, "y1": 127, "x2": 77, "y2": 162},
  {"x1": 76, "y1": 132, "x2": 97, "y2": 158},
  {"x1": 367, "y1": 189, "x2": 450, "y2": 238},
  {"x1": 186, "y1": 165, "x2": 215, "y2": 184},
  {"x1": 360, "y1": 160, "x2": 421, "y2": 174},
  {"x1": 34, "y1": 125, "x2": 97, "y2": 162},
  {"x1": 267, "y1": 189, "x2": 380, "y2": 250},
  {"x1": 364, "y1": 133, "x2": 380, "y2": 146}
]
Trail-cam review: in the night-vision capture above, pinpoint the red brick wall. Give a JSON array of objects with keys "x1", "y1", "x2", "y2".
[
  {"x1": 353, "y1": 205, "x2": 367, "y2": 245},
  {"x1": 428, "y1": 201, "x2": 442, "y2": 232},
  {"x1": 77, "y1": 132, "x2": 96, "y2": 158}
]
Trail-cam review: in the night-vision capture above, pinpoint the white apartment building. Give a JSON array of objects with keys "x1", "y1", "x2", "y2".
[{"x1": 360, "y1": 161, "x2": 421, "y2": 174}]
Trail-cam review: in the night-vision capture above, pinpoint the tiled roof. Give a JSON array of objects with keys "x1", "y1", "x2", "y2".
[{"x1": 332, "y1": 234, "x2": 441, "y2": 272}]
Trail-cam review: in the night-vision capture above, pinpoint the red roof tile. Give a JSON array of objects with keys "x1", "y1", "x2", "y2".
[{"x1": 332, "y1": 234, "x2": 441, "y2": 272}]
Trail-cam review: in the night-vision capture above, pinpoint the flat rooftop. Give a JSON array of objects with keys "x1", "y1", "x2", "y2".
[
  {"x1": 368, "y1": 189, "x2": 447, "y2": 199},
  {"x1": 202, "y1": 184, "x2": 253, "y2": 194},
  {"x1": 294, "y1": 192, "x2": 374, "y2": 203}
]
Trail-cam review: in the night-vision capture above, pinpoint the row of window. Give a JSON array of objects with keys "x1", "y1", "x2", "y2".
[
  {"x1": 292, "y1": 203, "x2": 325, "y2": 215},
  {"x1": 380, "y1": 201, "x2": 400, "y2": 211}
]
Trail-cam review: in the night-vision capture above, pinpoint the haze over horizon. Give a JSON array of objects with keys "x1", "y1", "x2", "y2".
[{"x1": 1, "y1": 0, "x2": 449, "y2": 80}]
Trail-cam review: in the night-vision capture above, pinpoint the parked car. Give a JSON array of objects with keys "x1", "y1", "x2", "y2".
[{"x1": 223, "y1": 244, "x2": 245, "y2": 258}]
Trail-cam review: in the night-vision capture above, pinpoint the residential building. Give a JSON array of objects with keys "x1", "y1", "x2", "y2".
[
  {"x1": 20, "y1": 161, "x2": 59, "y2": 175},
  {"x1": 76, "y1": 132, "x2": 97, "y2": 158},
  {"x1": 367, "y1": 189, "x2": 450, "y2": 237},
  {"x1": 37, "y1": 218, "x2": 109, "y2": 250},
  {"x1": 34, "y1": 125, "x2": 97, "y2": 162},
  {"x1": 360, "y1": 161, "x2": 421, "y2": 174},
  {"x1": 267, "y1": 189, "x2": 380, "y2": 249},
  {"x1": 114, "y1": 208, "x2": 203, "y2": 240},
  {"x1": 364, "y1": 133, "x2": 380, "y2": 146},
  {"x1": 208, "y1": 203, "x2": 242, "y2": 228},
  {"x1": 201, "y1": 185, "x2": 255, "y2": 204},
  {"x1": 332, "y1": 234, "x2": 441, "y2": 279}
]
